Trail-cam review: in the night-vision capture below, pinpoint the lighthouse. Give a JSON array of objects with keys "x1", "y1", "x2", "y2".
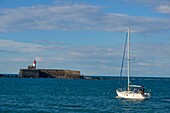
[
  {"x1": 32, "y1": 60, "x2": 36, "y2": 68},
  {"x1": 28, "y1": 60, "x2": 37, "y2": 69}
]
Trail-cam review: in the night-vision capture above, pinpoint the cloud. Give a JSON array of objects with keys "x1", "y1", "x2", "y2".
[
  {"x1": 0, "y1": 4, "x2": 170, "y2": 33},
  {"x1": 156, "y1": 5, "x2": 170, "y2": 14},
  {"x1": 0, "y1": 4, "x2": 102, "y2": 32},
  {"x1": 0, "y1": 39, "x2": 44, "y2": 54},
  {"x1": 26, "y1": 41, "x2": 170, "y2": 76},
  {"x1": 100, "y1": 13, "x2": 170, "y2": 33},
  {"x1": 124, "y1": 0, "x2": 168, "y2": 5},
  {"x1": 0, "y1": 39, "x2": 122, "y2": 74},
  {"x1": 0, "y1": 39, "x2": 170, "y2": 76},
  {"x1": 128, "y1": 43, "x2": 170, "y2": 75},
  {"x1": 54, "y1": 0, "x2": 83, "y2": 5},
  {"x1": 7, "y1": 57, "x2": 28, "y2": 62},
  {"x1": 36, "y1": 45, "x2": 122, "y2": 75},
  {"x1": 123, "y1": 0, "x2": 170, "y2": 14},
  {"x1": 35, "y1": 57, "x2": 43, "y2": 62}
]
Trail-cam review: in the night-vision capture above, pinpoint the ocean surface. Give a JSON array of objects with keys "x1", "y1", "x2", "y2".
[{"x1": 0, "y1": 77, "x2": 169, "y2": 113}]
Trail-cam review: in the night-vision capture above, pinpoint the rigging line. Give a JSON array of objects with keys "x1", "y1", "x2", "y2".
[{"x1": 119, "y1": 33, "x2": 128, "y2": 86}]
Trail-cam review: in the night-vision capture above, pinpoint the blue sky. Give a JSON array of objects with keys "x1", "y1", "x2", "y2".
[{"x1": 0, "y1": 0, "x2": 170, "y2": 77}]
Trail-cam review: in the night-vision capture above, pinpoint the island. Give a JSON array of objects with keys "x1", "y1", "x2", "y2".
[{"x1": 19, "y1": 60, "x2": 80, "y2": 79}]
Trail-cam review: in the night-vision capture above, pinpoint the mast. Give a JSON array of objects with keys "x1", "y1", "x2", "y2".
[{"x1": 127, "y1": 28, "x2": 130, "y2": 91}]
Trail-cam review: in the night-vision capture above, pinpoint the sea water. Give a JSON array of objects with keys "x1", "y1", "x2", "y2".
[{"x1": 0, "y1": 77, "x2": 169, "y2": 113}]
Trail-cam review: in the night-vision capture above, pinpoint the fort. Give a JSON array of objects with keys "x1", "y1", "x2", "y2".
[{"x1": 19, "y1": 60, "x2": 80, "y2": 79}]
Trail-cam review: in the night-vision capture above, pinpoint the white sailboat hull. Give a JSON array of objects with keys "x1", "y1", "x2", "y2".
[{"x1": 116, "y1": 90, "x2": 151, "y2": 100}]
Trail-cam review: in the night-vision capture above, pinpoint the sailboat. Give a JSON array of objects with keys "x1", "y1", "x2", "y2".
[{"x1": 116, "y1": 28, "x2": 151, "y2": 100}]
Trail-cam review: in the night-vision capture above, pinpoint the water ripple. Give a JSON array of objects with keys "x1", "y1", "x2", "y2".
[{"x1": 0, "y1": 78, "x2": 169, "y2": 113}]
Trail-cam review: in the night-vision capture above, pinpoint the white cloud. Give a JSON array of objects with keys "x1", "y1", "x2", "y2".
[
  {"x1": 137, "y1": 62, "x2": 151, "y2": 66},
  {"x1": 156, "y1": 5, "x2": 170, "y2": 14},
  {"x1": 35, "y1": 57, "x2": 43, "y2": 62},
  {"x1": 123, "y1": 0, "x2": 170, "y2": 14},
  {"x1": 0, "y1": 39, "x2": 44, "y2": 54},
  {"x1": 0, "y1": 5, "x2": 102, "y2": 32},
  {"x1": 122, "y1": 0, "x2": 168, "y2": 6},
  {"x1": 0, "y1": 4, "x2": 170, "y2": 33},
  {"x1": 29, "y1": 42, "x2": 170, "y2": 76},
  {"x1": 128, "y1": 43, "x2": 170, "y2": 75},
  {"x1": 0, "y1": 39, "x2": 170, "y2": 76},
  {"x1": 5, "y1": 57, "x2": 28, "y2": 62},
  {"x1": 101, "y1": 14, "x2": 170, "y2": 33}
]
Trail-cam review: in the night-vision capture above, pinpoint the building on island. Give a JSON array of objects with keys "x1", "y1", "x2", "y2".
[{"x1": 19, "y1": 60, "x2": 80, "y2": 79}]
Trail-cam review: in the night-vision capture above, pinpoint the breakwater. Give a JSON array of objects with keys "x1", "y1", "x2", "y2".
[
  {"x1": 19, "y1": 69, "x2": 80, "y2": 79},
  {"x1": 18, "y1": 60, "x2": 81, "y2": 79}
]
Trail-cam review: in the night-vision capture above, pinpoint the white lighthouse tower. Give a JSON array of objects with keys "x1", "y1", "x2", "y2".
[{"x1": 32, "y1": 60, "x2": 36, "y2": 68}]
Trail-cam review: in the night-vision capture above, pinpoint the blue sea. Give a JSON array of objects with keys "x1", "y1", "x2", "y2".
[{"x1": 0, "y1": 77, "x2": 169, "y2": 113}]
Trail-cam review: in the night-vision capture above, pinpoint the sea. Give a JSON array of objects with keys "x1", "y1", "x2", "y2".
[{"x1": 0, "y1": 76, "x2": 169, "y2": 113}]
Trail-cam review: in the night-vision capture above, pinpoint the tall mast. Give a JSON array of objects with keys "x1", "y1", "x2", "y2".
[{"x1": 127, "y1": 28, "x2": 130, "y2": 91}]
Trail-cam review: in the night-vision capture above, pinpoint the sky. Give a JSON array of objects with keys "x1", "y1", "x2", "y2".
[{"x1": 0, "y1": 0, "x2": 170, "y2": 77}]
